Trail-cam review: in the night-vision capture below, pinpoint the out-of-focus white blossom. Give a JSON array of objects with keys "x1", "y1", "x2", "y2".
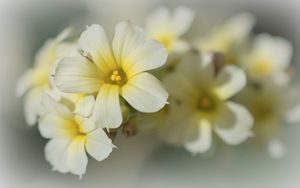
[
  {"x1": 161, "y1": 52, "x2": 253, "y2": 154},
  {"x1": 195, "y1": 13, "x2": 255, "y2": 65},
  {"x1": 54, "y1": 21, "x2": 169, "y2": 130},
  {"x1": 39, "y1": 94, "x2": 114, "y2": 177},
  {"x1": 241, "y1": 34, "x2": 293, "y2": 85},
  {"x1": 145, "y1": 6, "x2": 194, "y2": 54},
  {"x1": 16, "y1": 28, "x2": 74, "y2": 125},
  {"x1": 235, "y1": 82, "x2": 300, "y2": 157}
]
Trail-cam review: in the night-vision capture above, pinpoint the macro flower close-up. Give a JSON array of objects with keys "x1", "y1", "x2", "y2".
[
  {"x1": 54, "y1": 21, "x2": 168, "y2": 130},
  {"x1": 2, "y1": 0, "x2": 300, "y2": 187}
]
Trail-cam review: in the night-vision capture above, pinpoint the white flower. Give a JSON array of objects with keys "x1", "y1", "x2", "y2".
[
  {"x1": 235, "y1": 82, "x2": 300, "y2": 158},
  {"x1": 145, "y1": 6, "x2": 194, "y2": 53},
  {"x1": 163, "y1": 52, "x2": 253, "y2": 154},
  {"x1": 194, "y1": 13, "x2": 255, "y2": 65},
  {"x1": 16, "y1": 28, "x2": 73, "y2": 125},
  {"x1": 241, "y1": 34, "x2": 293, "y2": 85},
  {"x1": 54, "y1": 21, "x2": 168, "y2": 129},
  {"x1": 39, "y1": 94, "x2": 114, "y2": 177}
]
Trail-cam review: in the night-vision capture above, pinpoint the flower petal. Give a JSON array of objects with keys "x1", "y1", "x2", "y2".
[
  {"x1": 113, "y1": 21, "x2": 167, "y2": 77},
  {"x1": 213, "y1": 65, "x2": 246, "y2": 100},
  {"x1": 172, "y1": 6, "x2": 194, "y2": 36},
  {"x1": 79, "y1": 24, "x2": 117, "y2": 72},
  {"x1": 214, "y1": 102, "x2": 254, "y2": 145},
  {"x1": 145, "y1": 7, "x2": 171, "y2": 35},
  {"x1": 86, "y1": 128, "x2": 114, "y2": 161},
  {"x1": 92, "y1": 84, "x2": 122, "y2": 129},
  {"x1": 39, "y1": 114, "x2": 76, "y2": 139},
  {"x1": 45, "y1": 137, "x2": 88, "y2": 177},
  {"x1": 125, "y1": 40, "x2": 167, "y2": 77},
  {"x1": 121, "y1": 72, "x2": 168, "y2": 113},
  {"x1": 24, "y1": 88, "x2": 44, "y2": 126},
  {"x1": 41, "y1": 94, "x2": 72, "y2": 118},
  {"x1": 74, "y1": 96, "x2": 95, "y2": 118},
  {"x1": 15, "y1": 69, "x2": 36, "y2": 97},
  {"x1": 184, "y1": 119, "x2": 212, "y2": 154},
  {"x1": 74, "y1": 115, "x2": 96, "y2": 134},
  {"x1": 112, "y1": 21, "x2": 145, "y2": 64},
  {"x1": 54, "y1": 57, "x2": 102, "y2": 93},
  {"x1": 172, "y1": 39, "x2": 190, "y2": 54},
  {"x1": 164, "y1": 73, "x2": 197, "y2": 104}
]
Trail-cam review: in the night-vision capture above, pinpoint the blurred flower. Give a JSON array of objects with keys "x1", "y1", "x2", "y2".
[
  {"x1": 54, "y1": 21, "x2": 168, "y2": 130},
  {"x1": 16, "y1": 28, "x2": 74, "y2": 125},
  {"x1": 241, "y1": 34, "x2": 293, "y2": 85},
  {"x1": 39, "y1": 94, "x2": 114, "y2": 177},
  {"x1": 235, "y1": 82, "x2": 300, "y2": 158},
  {"x1": 162, "y1": 52, "x2": 253, "y2": 154},
  {"x1": 194, "y1": 13, "x2": 255, "y2": 65},
  {"x1": 145, "y1": 6, "x2": 194, "y2": 54}
]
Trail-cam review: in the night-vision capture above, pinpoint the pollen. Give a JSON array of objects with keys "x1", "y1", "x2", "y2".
[{"x1": 110, "y1": 70, "x2": 122, "y2": 81}]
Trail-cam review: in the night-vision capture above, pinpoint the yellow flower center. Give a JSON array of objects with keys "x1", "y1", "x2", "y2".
[
  {"x1": 155, "y1": 33, "x2": 175, "y2": 52},
  {"x1": 249, "y1": 100, "x2": 276, "y2": 123},
  {"x1": 197, "y1": 93, "x2": 219, "y2": 113},
  {"x1": 249, "y1": 59, "x2": 272, "y2": 77},
  {"x1": 107, "y1": 69, "x2": 128, "y2": 86},
  {"x1": 110, "y1": 70, "x2": 122, "y2": 81}
]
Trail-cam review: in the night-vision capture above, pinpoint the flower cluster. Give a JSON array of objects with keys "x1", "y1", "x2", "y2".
[{"x1": 16, "y1": 6, "x2": 300, "y2": 177}]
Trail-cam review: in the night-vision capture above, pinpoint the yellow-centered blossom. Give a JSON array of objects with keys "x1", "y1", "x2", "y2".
[
  {"x1": 235, "y1": 83, "x2": 300, "y2": 158},
  {"x1": 241, "y1": 34, "x2": 293, "y2": 85},
  {"x1": 163, "y1": 52, "x2": 254, "y2": 154},
  {"x1": 39, "y1": 94, "x2": 114, "y2": 177},
  {"x1": 145, "y1": 6, "x2": 194, "y2": 53},
  {"x1": 194, "y1": 13, "x2": 255, "y2": 65},
  {"x1": 16, "y1": 28, "x2": 73, "y2": 125},
  {"x1": 54, "y1": 21, "x2": 169, "y2": 129}
]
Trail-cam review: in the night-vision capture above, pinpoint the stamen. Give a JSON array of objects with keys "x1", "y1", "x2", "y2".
[{"x1": 110, "y1": 70, "x2": 122, "y2": 81}]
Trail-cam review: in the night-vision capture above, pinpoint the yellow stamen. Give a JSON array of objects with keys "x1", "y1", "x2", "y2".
[{"x1": 110, "y1": 70, "x2": 123, "y2": 81}]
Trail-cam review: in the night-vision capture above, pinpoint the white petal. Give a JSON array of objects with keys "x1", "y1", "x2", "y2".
[
  {"x1": 172, "y1": 39, "x2": 190, "y2": 54},
  {"x1": 225, "y1": 13, "x2": 255, "y2": 43},
  {"x1": 86, "y1": 128, "x2": 114, "y2": 161},
  {"x1": 45, "y1": 138, "x2": 71, "y2": 173},
  {"x1": 54, "y1": 57, "x2": 102, "y2": 93},
  {"x1": 45, "y1": 137, "x2": 88, "y2": 177},
  {"x1": 112, "y1": 21, "x2": 167, "y2": 77},
  {"x1": 126, "y1": 40, "x2": 167, "y2": 77},
  {"x1": 214, "y1": 102, "x2": 254, "y2": 145},
  {"x1": 41, "y1": 94, "x2": 72, "y2": 118},
  {"x1": 79, "y1": 24, "x2": 117, "y2": 72},
  {"x1": 213, "y1": 65, "x2": 246, "y2": 100},
  {"x1": 16, "y1": 69, "x2": 36, "y2": 97},
  {"x1": 184, "y1": 119, "x2": 212, "y2": 154},
  {"x1": 24, "y1": 88, "x2": 44, "y2": 126},
  {"x1": 254, "y1": 34, "x2": 292, "y2": 72},
  {"x1": 39, "y1": 114, "x2": 76, "y2": 139},
  {"x1": 92, "y1": 84, "x2": 122, "y2": 129},
  {"x1": 164, "y1": 73, "x2": 197, "y2": 104},
  {"x1": 145, "y1": 7, "x2": 171, "y2": 35},
  {"x1": 112, "y1": 21, "x2": 145, "y2": 63},
  {"x1": 54, "y1": 27, "x2": 73, "y2": 43},
  {"x1": 75, "y1": 96, "x2": 95, "y2": 117},
  {"x1": 74, "y1": 115, "x2": 96, "y2": 134},
  {"x1": 121, "y1": 72, "x2": 168, "y2": 113},
  {"x1": 172, "y1": 6, "x2": 194, "y2": 36}
]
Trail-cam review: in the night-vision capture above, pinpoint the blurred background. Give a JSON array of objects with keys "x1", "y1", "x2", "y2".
[{"x1": 1, "y1": 0, "x2": 300, "y2": 187}]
